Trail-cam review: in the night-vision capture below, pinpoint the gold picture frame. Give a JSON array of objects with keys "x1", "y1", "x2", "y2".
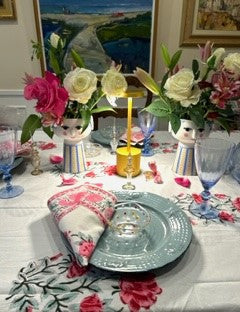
[
  {"x1": 0, "y1": 0, "x2": 16, "y2": 20},
  {"x1": 180, "y1": 0, "x2": 240, "y2": 46}
]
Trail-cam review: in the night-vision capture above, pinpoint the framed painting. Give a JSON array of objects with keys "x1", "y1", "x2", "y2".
[
  {"x1": 33, "y1": 0, "x2": 159, "y2": 77},
  {"x1": 180, "y1": 0, "x2": 240, "y2": 46},
  {"x1": 0, "y1": 0, "x2": 16, "y2": 19}
]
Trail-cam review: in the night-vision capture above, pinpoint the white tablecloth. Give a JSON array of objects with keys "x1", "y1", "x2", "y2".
[{"x1": 0, "y1": 131, "x2": 240, "y2": 311}]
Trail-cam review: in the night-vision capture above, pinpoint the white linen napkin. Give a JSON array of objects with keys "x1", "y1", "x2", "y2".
[{"x1": 47, "y1": 184, "x2": 117, "y2": 266}]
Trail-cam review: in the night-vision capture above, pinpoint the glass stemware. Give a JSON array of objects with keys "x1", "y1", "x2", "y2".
[
  {"x1": 138, "y1": 111, "x2": 157, "y2": 156},
  {"x1": 190, "y1": 138, "x2": 234, "y2": 219},
  {"x1": 0, "y1": 126, "x2": 24, "y2": 198}
]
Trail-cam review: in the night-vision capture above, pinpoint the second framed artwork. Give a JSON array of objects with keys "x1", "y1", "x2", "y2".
[
  {"x1": 180, "y1": 0, "x2": 240, "y2": 46},
  {"x1": 33, "y1": 0, "x2": 159, "y2": 77}
]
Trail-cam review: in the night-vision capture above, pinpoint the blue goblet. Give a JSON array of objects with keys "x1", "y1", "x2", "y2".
[
  {"x1": 138, "y1": 111, "x2": 157, "y2": 156},
  {"x1": 0, "y1": 126, "x2": 24, "y2": 199},
  {"x1": 190, "y1": 138, "x2": 234, "y2": 219}
]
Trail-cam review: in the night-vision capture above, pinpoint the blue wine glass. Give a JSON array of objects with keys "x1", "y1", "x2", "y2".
[
  {"x1": 190, "y1": 138, "x2": 234, "y2": 219},
  {"x1": 138, "y1": 111, "x2": 157, "y2": 156},
  {"x1": 0, "y1": 126, "x2": 24, "y2": 198}
]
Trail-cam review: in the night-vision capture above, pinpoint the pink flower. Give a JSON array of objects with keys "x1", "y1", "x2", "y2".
[
  {"x1": 175, "y1": 177, "x2": 191, "y2": 188},
  {"x1": 198, "y1": 41, "x2": 213, "y2": 62},
  {"x1": 24, "y1": 71, "x2": 68, "y2": 122},
  {"x1": 60, "y1": 175, "x2": 77, "y2": 186},
  {"x1": 219, "y1": 211, "x2": 235, "y2": 223},
  {"x1": 232, "y1": 197, "x2": 240, "y2": 211},
  {"x1": 119, "y1": 273, "x2": 162, "y2": 312},
  {"x1": 215, "y1": 193, "x2": 227, "y2": 199},
  {"x1": 50, "y1": 155, "x2": 63, "y2": 164},
  {"x1": 79, "y1": 240, "x2": 95, "y2": 258},
  {"x1": 104, "y1": 165, "x2": 117, "y2": 175},
  {"x1": 192, "y1": 193, "x2": 203, "y2": 204},
  {"x1": 67, "y1": 260, "x2": 89, "y2": 278},
  {"x1": 26, "y1": 307, "x2": 33, "y2": 312},
  {"x1": 85, "y1": 171, "x2": 96, "y2": 178},
  {"x1": 85, "y1": 193, "x2": 103, "y2": 202},
  {"x1": 79, "y1": 294, "x2": 103, "y2": 312}
]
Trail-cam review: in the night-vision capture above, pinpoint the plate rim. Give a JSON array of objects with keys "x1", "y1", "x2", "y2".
[{"x1": 90, "y1": 191, "x2": 192, "y2": 272}]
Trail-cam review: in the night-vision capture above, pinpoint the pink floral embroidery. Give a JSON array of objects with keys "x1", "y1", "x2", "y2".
[
  {"x1": 119, "y1": 273, "x2": 162, "y2": 312},
  {"x1": 215, "y1": 193, "x2": 227, "y2": 199},
  {"x1": 104, "y1": 165, "x2": 117, "y2": 175},
  {"x1": 50, "y1": 253, "x2": 63, "y2": 261},
  {"x1": 67, "y1": 260, "x2": 89, "y2": 278},
  {"x1": 219, "y1": 211, "x2": 235, "y2": 223},
  {"x1": 85, "y1": 193, "x2": 103, "y2": 202},
  {"x1": 175, "y1": 177, "x2": 191, "y2": 188},
  {"x1": 58, "y1": 192, "x2": 85, "y2": 207},
  {"x1": 80, "y1": 294, "x2": 103, "y2": 312},
  {"x1": 79, "y1": 241, "x2": 95, "y2": 258},
  {"x1": 85, "y1": 171, "x2": 96, "y2": 178},
  {"x1": 232, "y1": 197, "x2": 240, "y2": 211},
  {"x1": 192, "y1": 193, "x2": 203, "y2": 204}
]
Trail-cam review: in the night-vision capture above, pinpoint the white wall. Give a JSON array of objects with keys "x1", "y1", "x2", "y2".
[{"x1": 0, "y1": 0, "x2": 239, "y2": 129}]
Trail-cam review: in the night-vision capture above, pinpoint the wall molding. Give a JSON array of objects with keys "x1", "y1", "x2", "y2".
[{"x1": 0, "y1": 89, "x2": 23, "y2": 96}]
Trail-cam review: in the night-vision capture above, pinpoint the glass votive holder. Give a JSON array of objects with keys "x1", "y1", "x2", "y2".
[
  {"x1": 116, "y1": 146, "x2": 141, "y2": 177},
  {"x1": 109, "y1": 201, "x2": 151, "y2": 236}
]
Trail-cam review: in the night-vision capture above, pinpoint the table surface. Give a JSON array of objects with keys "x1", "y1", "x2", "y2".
[{"x1": 0, "y1": 130, "x2": 240, "y2": 312}]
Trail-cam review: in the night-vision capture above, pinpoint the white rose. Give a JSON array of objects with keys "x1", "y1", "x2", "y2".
[
  {"x1": 164, "y1": 68, "x2": 201, "y2": 107},
  {"x1": 207, "y1": 48, "x2": 225, "y2": 67},
  {"x1": 223, "y1": 53, "x2": 240, "y2": 76},
  {"x1": 101, "y1": 68, "x2": 127, "y2": 97},
  {"x1": 50, "y1": 33, "x2": 62, "y2": 48},
  {"x1": 63, "y1": 68, "x2": 97, "y2": 104}
]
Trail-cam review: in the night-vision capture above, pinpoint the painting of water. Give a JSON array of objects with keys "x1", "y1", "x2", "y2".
[{"x1": 35, "y1": 0, "x2": 157, "y2": 74}]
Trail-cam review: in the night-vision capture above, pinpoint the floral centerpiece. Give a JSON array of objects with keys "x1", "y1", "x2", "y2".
[
  {"x1": 21, "y1": 33, "x2": 128, "y2": 144},
  {"x1": 134, "y1": 41, "x2": 240, "y2": 134}
]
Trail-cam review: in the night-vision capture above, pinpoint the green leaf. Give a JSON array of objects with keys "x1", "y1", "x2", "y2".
[
  {"x1": 81, "y1": 110, "x2": 91, "y2": 132},
  {"x1": 71, "y1": 49, "x2": 85, "y2": 68},
  {"x1": 192, "y1": 59, "x2": 200, "y2": 80},
  {"x1": 50, "y1": 284, "x2": 70, "y2": 294},
  {"x1": 169, "y1": 50, "x2": 182, "y2": 70},
  {"x1": 207, "y1": 55, "x2": 216, "y2": 69},
  {"x1": 43, "y1": 299, "x2": 58, "y2": 311},
  {"x1": 169, "y1": 114, "x2": 181, "y2": 133},
  {"x1": 215, "y1": 117, "x2": 231, "y2": 134},
  {"x1": 49, "y1": 49, "x2": 61, "y2": 75},
  {"x1": 59, "y1": 292, "x2": 79, "y2": 302},
  {"x1": 160, "y1": 71, "x2": 169, "y2": 90},
  {"x1": 161, "y1": 44, "x2": 171, "y2": 67},
  {"x1": 91, "y1": 106, "x2": 115, "y2": 114},
  {"x1": 21, "y1": 114, "x2": 42, "y2": 144},
  {"x1": 42, "y1": 126, "x2": 54, "y2": 139}
]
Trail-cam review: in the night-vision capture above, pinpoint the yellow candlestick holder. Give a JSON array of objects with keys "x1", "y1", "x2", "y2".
[{"x1": 116, "y1": 146, "x2": 141, "y2": 177}]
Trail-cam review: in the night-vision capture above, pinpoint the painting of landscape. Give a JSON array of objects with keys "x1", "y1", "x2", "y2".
[
  {"x1": 196, "y1": 0, "x2": 240, "y2": 31},
  {"x1": 37, "y1": 0, "x2": 154, "y2": 74}
]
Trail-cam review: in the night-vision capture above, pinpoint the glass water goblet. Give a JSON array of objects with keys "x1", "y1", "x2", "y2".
[
  {"x1": 138, "y1": 111, "x2": 157, "y2": 156},
  {"x1": 190, "y1": 138, "x2": 234, "y2": 219},
  {"x1": 0, "y1": 126, "x2": 24, "y2": 198}
]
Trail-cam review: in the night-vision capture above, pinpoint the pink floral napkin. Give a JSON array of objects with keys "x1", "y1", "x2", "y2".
[
  {"x1": 47, "y1": 184, "x2": 117, "y2": 266},
  {"x1": 120, "y1": 126, "x2": 144, "y2": 144}
]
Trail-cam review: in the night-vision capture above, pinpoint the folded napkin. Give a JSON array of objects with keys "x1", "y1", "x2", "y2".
[
  {"x1": 47, "y1": 184, "x2": 117, "y2": 266},
  {"x1": 120, "y1": 126, "x2": 145, "y2": 144}
]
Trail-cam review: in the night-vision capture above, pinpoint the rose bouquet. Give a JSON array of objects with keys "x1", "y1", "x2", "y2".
[
  {"x1": 21, "y1": 33, "x2": 128, "y2": 144},
  {"x1": 134, "y1": 42, "x2": 240, "y2": 134}
]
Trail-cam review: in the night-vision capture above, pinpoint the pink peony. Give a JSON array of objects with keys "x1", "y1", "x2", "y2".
[
  {"x1": 79, "y1": 294, "x2": 103, "y2": 312},
  {"x1": 79, "y1": 240, "x2": 95, "y2": 258},
  {"x1": 119, "y1": 273, "x2": 162, "y2": 312},
  {"x1": 24, "y1": 71, "x2": 68, "y2": 122}
]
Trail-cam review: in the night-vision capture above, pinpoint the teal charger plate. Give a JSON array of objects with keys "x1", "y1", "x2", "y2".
[{"x1": 90, "y1": 191, "x2": 192, "y2": 272}]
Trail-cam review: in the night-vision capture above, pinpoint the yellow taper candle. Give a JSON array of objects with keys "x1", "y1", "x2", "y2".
[{"x1": 127, "y1": 97, "x2": 133, "y2": 153}]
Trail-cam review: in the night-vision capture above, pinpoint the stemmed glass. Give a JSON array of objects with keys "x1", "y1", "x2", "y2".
[
  {"x1": 190, "y1": 138, "x2": 234, "y2": 219},
  {"x1": 0, "y1": 126, "x2": 24, "y2": 198},
  {"x1": 138, "y1": 111, "x2": 157, "y2": 156}
]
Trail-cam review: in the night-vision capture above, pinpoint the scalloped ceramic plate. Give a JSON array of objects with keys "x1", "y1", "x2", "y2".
[{"x1": 90, "y1": 191, "x2": 192, "y2": 272}]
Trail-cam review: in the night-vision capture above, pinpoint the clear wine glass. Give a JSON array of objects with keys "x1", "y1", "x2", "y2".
[
  {"x1": 190, "y1": 138, "x2": 234, "y2": 219},
  {"x1": 138, "y1": 111, "x2": 157, "y2": 156},
  {"x1": 0, "y1": 126, "x2": 24, "y2": 198}
]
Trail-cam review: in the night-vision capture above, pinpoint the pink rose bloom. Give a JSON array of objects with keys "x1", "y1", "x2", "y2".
[
  {"x1": 67, "y1": 260, "x2": 89, "y2": 278},
  {"x1": 79, "y1": 294, "x2": 103, "y2": 312},
  {"x1": 232, "y1": 197, "x2": 240, "y2": 211},
  {"x1": 219, "y1": 211, "x2": 235, "y2": 223},
  {"x1": 24, "y1": 71, "x2": 68, "y2": 122},
  {"x1": 79, "y1": 240, "x2": 95, "y2": 258},
  {"x1": 192, "y1": 193, "x2": 203, "y2": 204},
  {"x1": 119, "y1": 273, "x2": 162, "y2": 312}
]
